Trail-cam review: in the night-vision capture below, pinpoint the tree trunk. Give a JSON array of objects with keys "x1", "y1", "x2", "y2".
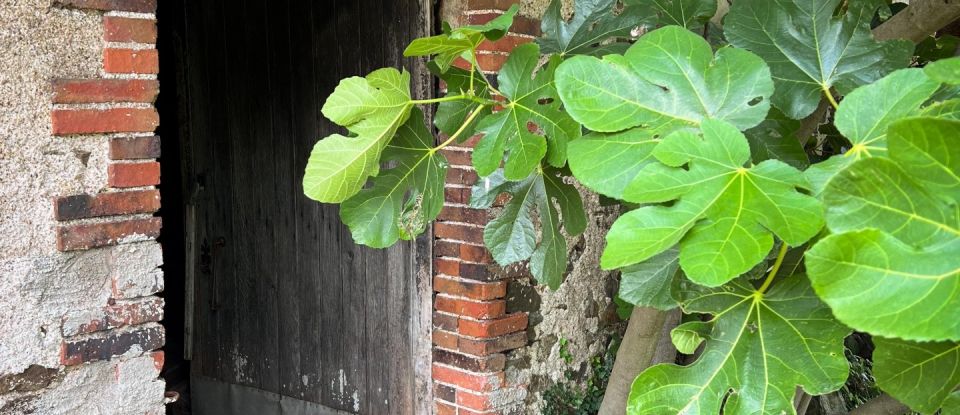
[
  {"x1": 849, "y1": 394, "x2": 910, "y2": 415},
  {"x1": 872, "y1": 0, "x2": 960, "y2": 43},
  {"x1": 598, "y1": 308, "x2": 681, "y2": 415}
]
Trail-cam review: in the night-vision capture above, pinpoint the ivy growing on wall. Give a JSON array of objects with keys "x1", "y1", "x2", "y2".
[{"x1": 302, "y1": 0, "x2": 960, "y2": 413}]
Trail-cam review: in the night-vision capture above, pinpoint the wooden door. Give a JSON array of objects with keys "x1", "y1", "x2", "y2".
[{"x1": 167, "y1": 0, "x2": 433, "y2": 413}]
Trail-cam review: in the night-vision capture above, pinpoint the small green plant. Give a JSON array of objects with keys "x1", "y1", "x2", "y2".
[
  {"x1": 543, "y1": 337, "x2": 621, "y2": 415},
  {"x1": 558, "y1": 337, "x2": 574, "y2": 364}
]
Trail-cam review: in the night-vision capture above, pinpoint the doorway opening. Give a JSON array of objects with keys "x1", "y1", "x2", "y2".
[{"x1": 156, "y1": 1, "x2": 434, "y2": 414}]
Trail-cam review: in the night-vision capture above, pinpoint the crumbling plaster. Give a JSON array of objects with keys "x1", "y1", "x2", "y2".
[
  {"x1": 502, "y1": 188, "x2": 622, "y2": 413},
  {"x1": 0, "y1": 1, "x2": 108, "y2": 259},
  {"x1": 0, "y1": 1, "x2": 165, "y2": 413}
]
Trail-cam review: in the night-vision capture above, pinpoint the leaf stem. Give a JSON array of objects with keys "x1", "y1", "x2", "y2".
[
  {"x1": 472, "y1": 49, "x2": 504, "y2": 97},
  {"x1": 822, "y1": 86, "x2": 840, "y2": 109},
  {"x1": 432, "y1": 104, "x2": 487, "y2": 152},
  {"x1": 758, "y1": 243, "x2": 790, "y2": 295},
  {"x1": 410, "y1": 95, "x2": 471, "y2": 105}
]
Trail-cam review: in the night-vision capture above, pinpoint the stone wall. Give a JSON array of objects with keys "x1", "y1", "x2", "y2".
[{"x1": 0, "y1": 1, "x2": 166, "y2": 413}]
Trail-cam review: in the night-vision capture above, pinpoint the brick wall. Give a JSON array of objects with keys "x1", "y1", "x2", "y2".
[
  {"x1": 432, "y1": 1, "x2": 542, "y2": 414},
  {"x1": 0, "y1": 0, "x2": 165, "y2": 412},
  {"x1": 49, "y1": 0, "x2": 165, "y2": 366}
]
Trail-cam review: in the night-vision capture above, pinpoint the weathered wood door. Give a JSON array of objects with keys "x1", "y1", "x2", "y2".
[{"x1": 167, "y1": 0, "x2": 432, "y2": 413}]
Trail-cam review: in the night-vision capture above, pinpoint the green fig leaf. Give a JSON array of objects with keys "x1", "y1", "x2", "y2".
[
  {"x1": 471, "y1": 168, "x2": 586, "y2": 288},
  {"x1": 340, "y1": 108, "x2": 447, "y2": 248},
  {"x1": 555, "y1": 25, "x2": 773, "y2": 133},
  {"x1": 628, "y1": 274, "x2": 850, "y2": 414},
  {"x1": 808, "y1": 230, "x2": 960, "y2": 341},
  {"x1": 804, "y1": 68, "x2": 943, "y2": 194},
  {"x1": 640, "y1": 0, "x2": 717, "y2": 30},
  {"x1": 670, "y1": 320, "x2": 710, "y2": 355},
  {"x1": 744, "y1": 109, "x2": 808, "y2": 169},
  {"x1": 618, "y1": 247, "x2": 681, "y2": 310},
  {"x1": 807, "y1": 118, "x2": 960, "y2": 341},
  {"x1": 304, "y1": 68, "x2": 413, "y2": 203},
  {"x1": 834, "y1": 68, "x2": 941, "y2": 158},
  {"x1": 916, "y1": 35, "x2": 960, "y2": 65},
  {"x1": 604, "y1": 120, "x2": 824, "y2": 287},
  {"x1": 404, "y1": 5, "x2": 520, "y2": 72},
  {"x1": 567, "y1": 128, "x2": 663, "y2": 199},
  {"x1": 925, "y1": 56, "x2": 960, "y2": 85},
  {"x1": 724, "y1": 0, "x2": 913, "y2": 119},
  {"x1": 473, "y1": 44, "x2": 580, "y2": 180},
  {"x1": 537, "y1": 0, "x2": 653, "y2": 57},
  {"x1": 873, "y1": 338, "x2": 960, "y2": 414}
]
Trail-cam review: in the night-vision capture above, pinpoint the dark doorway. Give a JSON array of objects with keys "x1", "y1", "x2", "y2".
[{"x1": 157, "y1": 1, "x2": 434, "y2": 414}]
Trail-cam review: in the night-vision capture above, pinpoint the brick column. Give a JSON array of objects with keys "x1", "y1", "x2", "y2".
[
  {"x1": 49, "y1": 0, "x2": 165, "y2": 369},
  {"x1": 432, "y1": 2, "x2": 541, "y2": 414}
]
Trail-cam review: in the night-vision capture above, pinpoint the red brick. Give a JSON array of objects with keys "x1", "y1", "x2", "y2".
[
  {"x1": 459, "y1": 407, "x2": 502, "y2": 415},
  {"x1": 433, "y1": 329, "x2": 460, "y2": 350},
  {"x1": 448, "y1": 167, "x2": 480, "y2": 186},
  {"x1": 109, "y1": 135, "x2": 161, "y2": 160},
  {"x1": 452, "y1": 54, "x2": 508, "y2": 73},
  {"x1": 435, "y1": 223, "x2": 485, "y2": 245},
  {"x1": 57, "y1": 217, "x2": 161, "y2": 251},
  {"x1": 432, "y1": 363, "x2": 503, "y2": 392},
  {"x1": 448, "y1": 172, "x2": 477, "y2": 188},
  {"x1": 440, "y1": 148, "x2": 473, "y2": 166},
  {"x1": 459, "y1": 331, "x2": 527, "y2": 356},
  {"x1": 434, "y1": 349, "x2": 506, "y2": 372},
  {"x1": 54, "y1": 0, "x2": 156, "y2": 12},
  {"x1": 461, "y1": 135, "x2": 484, "y2": 148},
  {"x1": 435, "y1": 240, "x2": 461, "y2": 258},
  {"x1": 459, "y1": 313, "x2": 527, "y2": 338},
  {"x1": 436, "y1": 295, "x2": 505, "y2": 319},
  {"x1": 460, "y1": 244, "x2": 493, "y2": 264},
  {"x1": 152, "y1": 350, "x2": 165, "y2": 371},
  {"x1": 477, "y1": 35, "x2": 532, "y2": 53},
  {"x1": 435, "y1": 401, "x2": 457, "y2": 415},
  {"x1": 104, "y1": 48, "x2": 159, "y2": 74},
  {"x1": 459, "y1": 263, "x2": 493, "y2": 281},
  {"x1": 104, "y1": 16, "x2": 157, "y2": 43},
  {"x1": 435, "y1": 257, "x2": 461, "y2": 276},
  {"x1": 439, "y1": 206, "x2": 488, "y2": 224},
  {"x1": 434, "y1": 276, "x2": 506, "y2": 301},
  {"x1": 434, "y1": 312, "x2": 460, "y2": 331},
  {"x1": 435, "y1": 382, "x2": 457, "y2": 403},
  {"x1": 62, "y1": 297, "x2": 165, "y2": 336},
  {"x1": 52, "y1": 79, "x2": 158, "y2": 104},
  {"x1": 444, "y1": 187, "x2": 472, "y2": 205},
  {"x1": 60, "y1": 324, "x2": 164, "y2": 366},
  {"x1": 458, "y1": 389, "x2": 496, "y2": 412},
  {"x1": 51, "y1": 108, "x2": 159, "y2": 135},
  {"x1": 54, "y1": 189, "x2": 160, "y2": 221},
  {"x1": 108, "y1": 162, "x2": 160, "y2": 188}
]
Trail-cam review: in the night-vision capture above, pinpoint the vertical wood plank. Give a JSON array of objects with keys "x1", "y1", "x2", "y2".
[
  {"x1": 316, "y1": 0, "x2": 346, "y2": 409},
  {"x1": 178, "y1": 0, "x2": 433, "y2": 412},
  {"x1": 287, "y1": 0, "x2": 322, "y2": 403},
  {"x1": 265, "y1": 0, "x2": 300, "y2": 398}
]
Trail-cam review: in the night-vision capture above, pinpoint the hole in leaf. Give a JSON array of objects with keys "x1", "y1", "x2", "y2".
[
  {"x1": 538, "y1": 97, "x2": 554, "y2": 105},
  {"x1": 748, "y1": 96, "x2": 763, "y2": 106},
  {"x1": 526, "y1": 121, "x2": 543, "y2": 134}
]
